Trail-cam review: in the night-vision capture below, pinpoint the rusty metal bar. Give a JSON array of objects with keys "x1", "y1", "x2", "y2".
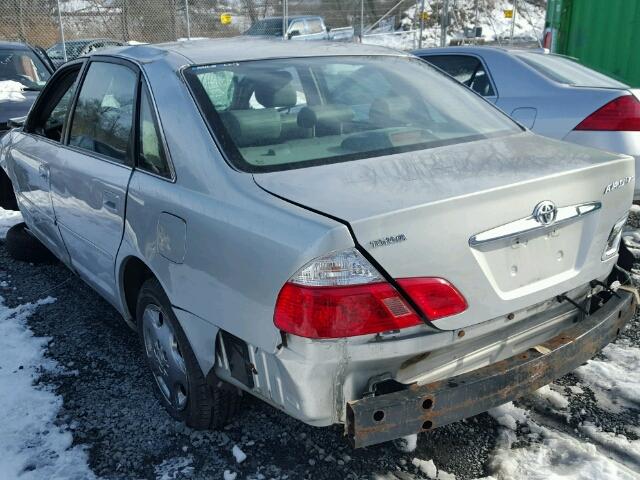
[{"x1": 347, "y1": 291, "x2": 636, "y2": 448}]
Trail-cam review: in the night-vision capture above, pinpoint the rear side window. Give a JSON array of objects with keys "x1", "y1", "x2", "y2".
[
  {"x1": 514, "y1": 53, "x2": 628, "y2": 88},
  {"x1": 185, "y1": 56, "x2": 519, "y2": 173},
  {"x1": 69, "y1": 62, "x2": 137, "y2": 163},
  {"x1": 423, "y1": 55, "x2": 495, "y2": 97},
  {"x1": 138, "y1": 85, "x2": 171, "y2": 178}
]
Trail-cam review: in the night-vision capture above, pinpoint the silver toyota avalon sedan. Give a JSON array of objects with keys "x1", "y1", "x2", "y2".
[
  {"x1": 0, "y1": 39, "x2": 636, "y2": 448},
  {"x1": 413, "y1": 46, "x2": 640, "y2": 200}
]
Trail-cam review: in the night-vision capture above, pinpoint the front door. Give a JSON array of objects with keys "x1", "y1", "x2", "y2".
[
  {"x1": 50, "y1": 59, "x2": 137, "y2": 302},
  {"x1": 9, "y1": 63, "x2": 82, "y2": 262}
]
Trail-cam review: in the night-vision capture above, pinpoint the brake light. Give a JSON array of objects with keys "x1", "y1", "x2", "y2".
[
  {"x1": 396, "y1": 277, "x2": 467, "y2": 320},
  {"x1": 575, "y1": 95, "x2": 640, "y2": 131},
  {"x1": 273, "y1": 249, "x2": 467, "y2": 338},
  {"x1": 274, "y1": 281, "x2": 422, "y2": 338},
  {"x1": 543, "y1": 31, "x2": 552, "y2": 49}
]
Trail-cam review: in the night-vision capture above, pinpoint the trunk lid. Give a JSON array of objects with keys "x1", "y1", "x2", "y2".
[{"x1": 254, "y1": 133, "x2": 634, "y2": 330}]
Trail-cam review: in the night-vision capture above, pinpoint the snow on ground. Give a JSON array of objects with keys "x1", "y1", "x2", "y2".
[
  {"x1": 488, "y1": 403, "x2": 640, "y2": 480},
  {"x1": 533, "y1": 384, "x2": 570, "y2": 410},
  {"x1": 574, "y1": 340, "x2": 640, "y2": 412},
  {"x1": 0, "y1": 206, "x2": 22, "y2": 239},
  {"x1": 232, "y1": 444, "x2": 247, "y2": 464},
  {"x1": 153, "y1": 456, "x2": 194, "y2": 480},
  {"x1": 0, "y1": 291, "x2": 96, "y2": 479}
]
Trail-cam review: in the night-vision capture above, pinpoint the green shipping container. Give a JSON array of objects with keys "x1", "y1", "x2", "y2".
[{"x1": 545, "y1": 0, "x2": 640, "y2": 87}]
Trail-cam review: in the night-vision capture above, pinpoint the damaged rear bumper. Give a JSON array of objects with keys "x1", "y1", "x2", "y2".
[{"x1": 346, "y1": 290, "x2": 636, "y2": 448}]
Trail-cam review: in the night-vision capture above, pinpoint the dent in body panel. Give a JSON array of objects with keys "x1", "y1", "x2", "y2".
[{"x1": 174, "y1": 306, "x2": 218, "y2": 375}]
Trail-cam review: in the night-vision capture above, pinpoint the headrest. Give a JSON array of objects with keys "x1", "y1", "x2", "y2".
[
  {"x1": 220, "y1": 109, "x2": 281, "y2": 147},
  {"x1": 297, "y1": 105, "x2": 354, "y2": 129},
  {"x1": 254, "y1": 71, "x2": 297, "y2": 108},
  {"x1": 369, "y1": 96, "x2": 413, "y2": 126}
]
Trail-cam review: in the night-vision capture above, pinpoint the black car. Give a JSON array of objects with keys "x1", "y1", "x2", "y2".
[
  {"x1": 0, "y1": 41, "x2": 54, "y2": 131},
  {"x1": 0, "y1": 41, "x2": 54, "y2": 209}
]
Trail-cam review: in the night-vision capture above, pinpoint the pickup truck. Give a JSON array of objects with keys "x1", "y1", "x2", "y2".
[{"x1": 243, "y1": 16, "x2": 354, "y2": 42}]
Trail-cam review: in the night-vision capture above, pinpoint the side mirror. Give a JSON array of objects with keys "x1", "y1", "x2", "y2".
[
  {"x1": 8, "y1": 116, "x2": 26, "y2": 129},
  {"x1": 288, "y1": 30, "x2": 301, "y2": 39}
]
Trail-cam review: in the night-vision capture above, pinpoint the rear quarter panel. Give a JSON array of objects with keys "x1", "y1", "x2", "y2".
[
  {"x1": 476, "y1": 51, "x2": 624, "y2": 139},
  {"x1": 116, "y1": 57, "x2": 354, "y2": 357}
]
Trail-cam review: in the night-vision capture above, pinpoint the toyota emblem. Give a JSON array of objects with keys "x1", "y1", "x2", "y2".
[{"x1": 533, "y1": 200, "x2": 557, "y2": 226}]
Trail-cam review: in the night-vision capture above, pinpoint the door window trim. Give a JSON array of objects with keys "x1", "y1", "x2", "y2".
[
  {"x1": 421, "y1": 52, "x2": 499, "y2": 100},
  {"x1": 134, "y1": 76, "x2": 176, "y2": 182},
  {"x1": 24, "y1": 58, "x2": 86, "y2": 147},
  {"x1": 63, "y1": 55, "x2": 141, "y2": 169}
]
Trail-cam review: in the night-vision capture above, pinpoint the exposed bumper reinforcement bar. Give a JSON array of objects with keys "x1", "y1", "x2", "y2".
[{"x1": 346, "y1": 291, "x2": 636, "y2": 448}]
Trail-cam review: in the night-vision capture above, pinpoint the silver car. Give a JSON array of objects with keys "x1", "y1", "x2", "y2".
[
  {"x1": 0, "y1": 39, "x2": 636, "y2": 448},
  {"x1": 413, "y1": 46, "x2": 640, "y2": 200}
]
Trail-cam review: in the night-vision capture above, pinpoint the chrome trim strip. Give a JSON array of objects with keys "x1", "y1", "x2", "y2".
[{"x1": 469, "y1": 201, "x2": 601, "y2": 247}]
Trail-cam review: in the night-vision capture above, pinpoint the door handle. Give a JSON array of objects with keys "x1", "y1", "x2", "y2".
[
  {"x1": 103, "y1": 191, "x2": 120, "y2": 213},
  {"x1": 38, "y1": 163, "x2": 49, "y2": 180}
]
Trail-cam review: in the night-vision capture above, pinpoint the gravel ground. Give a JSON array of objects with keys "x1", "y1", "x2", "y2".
[{"x1": 1, "y1": 236, "x2": 639, "y2": 480}]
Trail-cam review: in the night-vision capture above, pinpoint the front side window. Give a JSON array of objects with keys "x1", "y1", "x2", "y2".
[
  {"x1": 0, "y1": 49, "x2": 51, "y2": 91},
  {"x1": 29, "y1": 66, "x2": 80, "y2": 142},
  {"x1": 422, "y1": 55, "x2": 495, "y2": 97},
  {"x1": 138, "y1": 85, "x2": 171, "y2": 178},
  {"x1": 288, "y1": 21, "x2": 305, "y2": 36},
  {"x1": 185, "y1": 56, "x2": 519, "y2": 172},
  {"x1": 69, "y1": 62, "x2": 137, "y2": 163}
]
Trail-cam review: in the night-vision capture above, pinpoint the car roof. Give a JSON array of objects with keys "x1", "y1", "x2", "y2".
[
  {"x1": 50, "y1": 38, "x2": 120, "y2": 46},
  {"x1": 411, "y1": 45, "x2": 548, "y2": 57},
  {"x1": 96, "y1": 37, "x2": 407, "y2": 67},
  {"x1": 0, "y1": 40, "x2": 31, "y2": 50}
]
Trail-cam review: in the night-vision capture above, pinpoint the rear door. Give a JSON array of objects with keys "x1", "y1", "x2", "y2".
[
  {"x1": 8, "y1": 62, "x2": 82, "y2": 262},
  {"x1": 50, "y1": 57, "x2": 137, "y2": 302}
]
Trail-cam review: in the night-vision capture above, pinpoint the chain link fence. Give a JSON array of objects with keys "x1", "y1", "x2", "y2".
[{"x1": 0, "y1": 0, "x2": 545, "y2": 57}]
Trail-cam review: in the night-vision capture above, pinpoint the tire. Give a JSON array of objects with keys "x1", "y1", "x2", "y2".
[
  {"x1": 136, "y1": 277, "x2": 239, "y2": 429},
  {"x1": 5, "y1": 222, "x2": 56, "y2": 263}
]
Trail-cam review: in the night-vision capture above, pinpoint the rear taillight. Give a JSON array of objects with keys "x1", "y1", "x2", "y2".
[
  {"x1": 543, "y1": 31, "x2": 552, "y2": 49},
  {"x1": 274, "y1": 281, "x2": 421, "y2": 338},
  {"x1": 575, "y1": 95, "x2": 640, "y2": 132},
  {"x1": 396, "y1": 277, "x2": 468, "y2": 320},
  {"x1": 274, "y1": 249, "x2": 467, "y2": 339}
]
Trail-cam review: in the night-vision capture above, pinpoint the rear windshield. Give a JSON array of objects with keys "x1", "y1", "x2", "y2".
[
  {"x1": 514, "y1": 52, "x2": 628, "y2": 88},
  {"x1": 184, "y1": 55, "x2": 520, "y2": 172}
]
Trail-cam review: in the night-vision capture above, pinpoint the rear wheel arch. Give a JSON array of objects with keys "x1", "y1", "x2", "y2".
[{"x1": 120, "y1": 256, "x2": 156, "y2": 324}]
